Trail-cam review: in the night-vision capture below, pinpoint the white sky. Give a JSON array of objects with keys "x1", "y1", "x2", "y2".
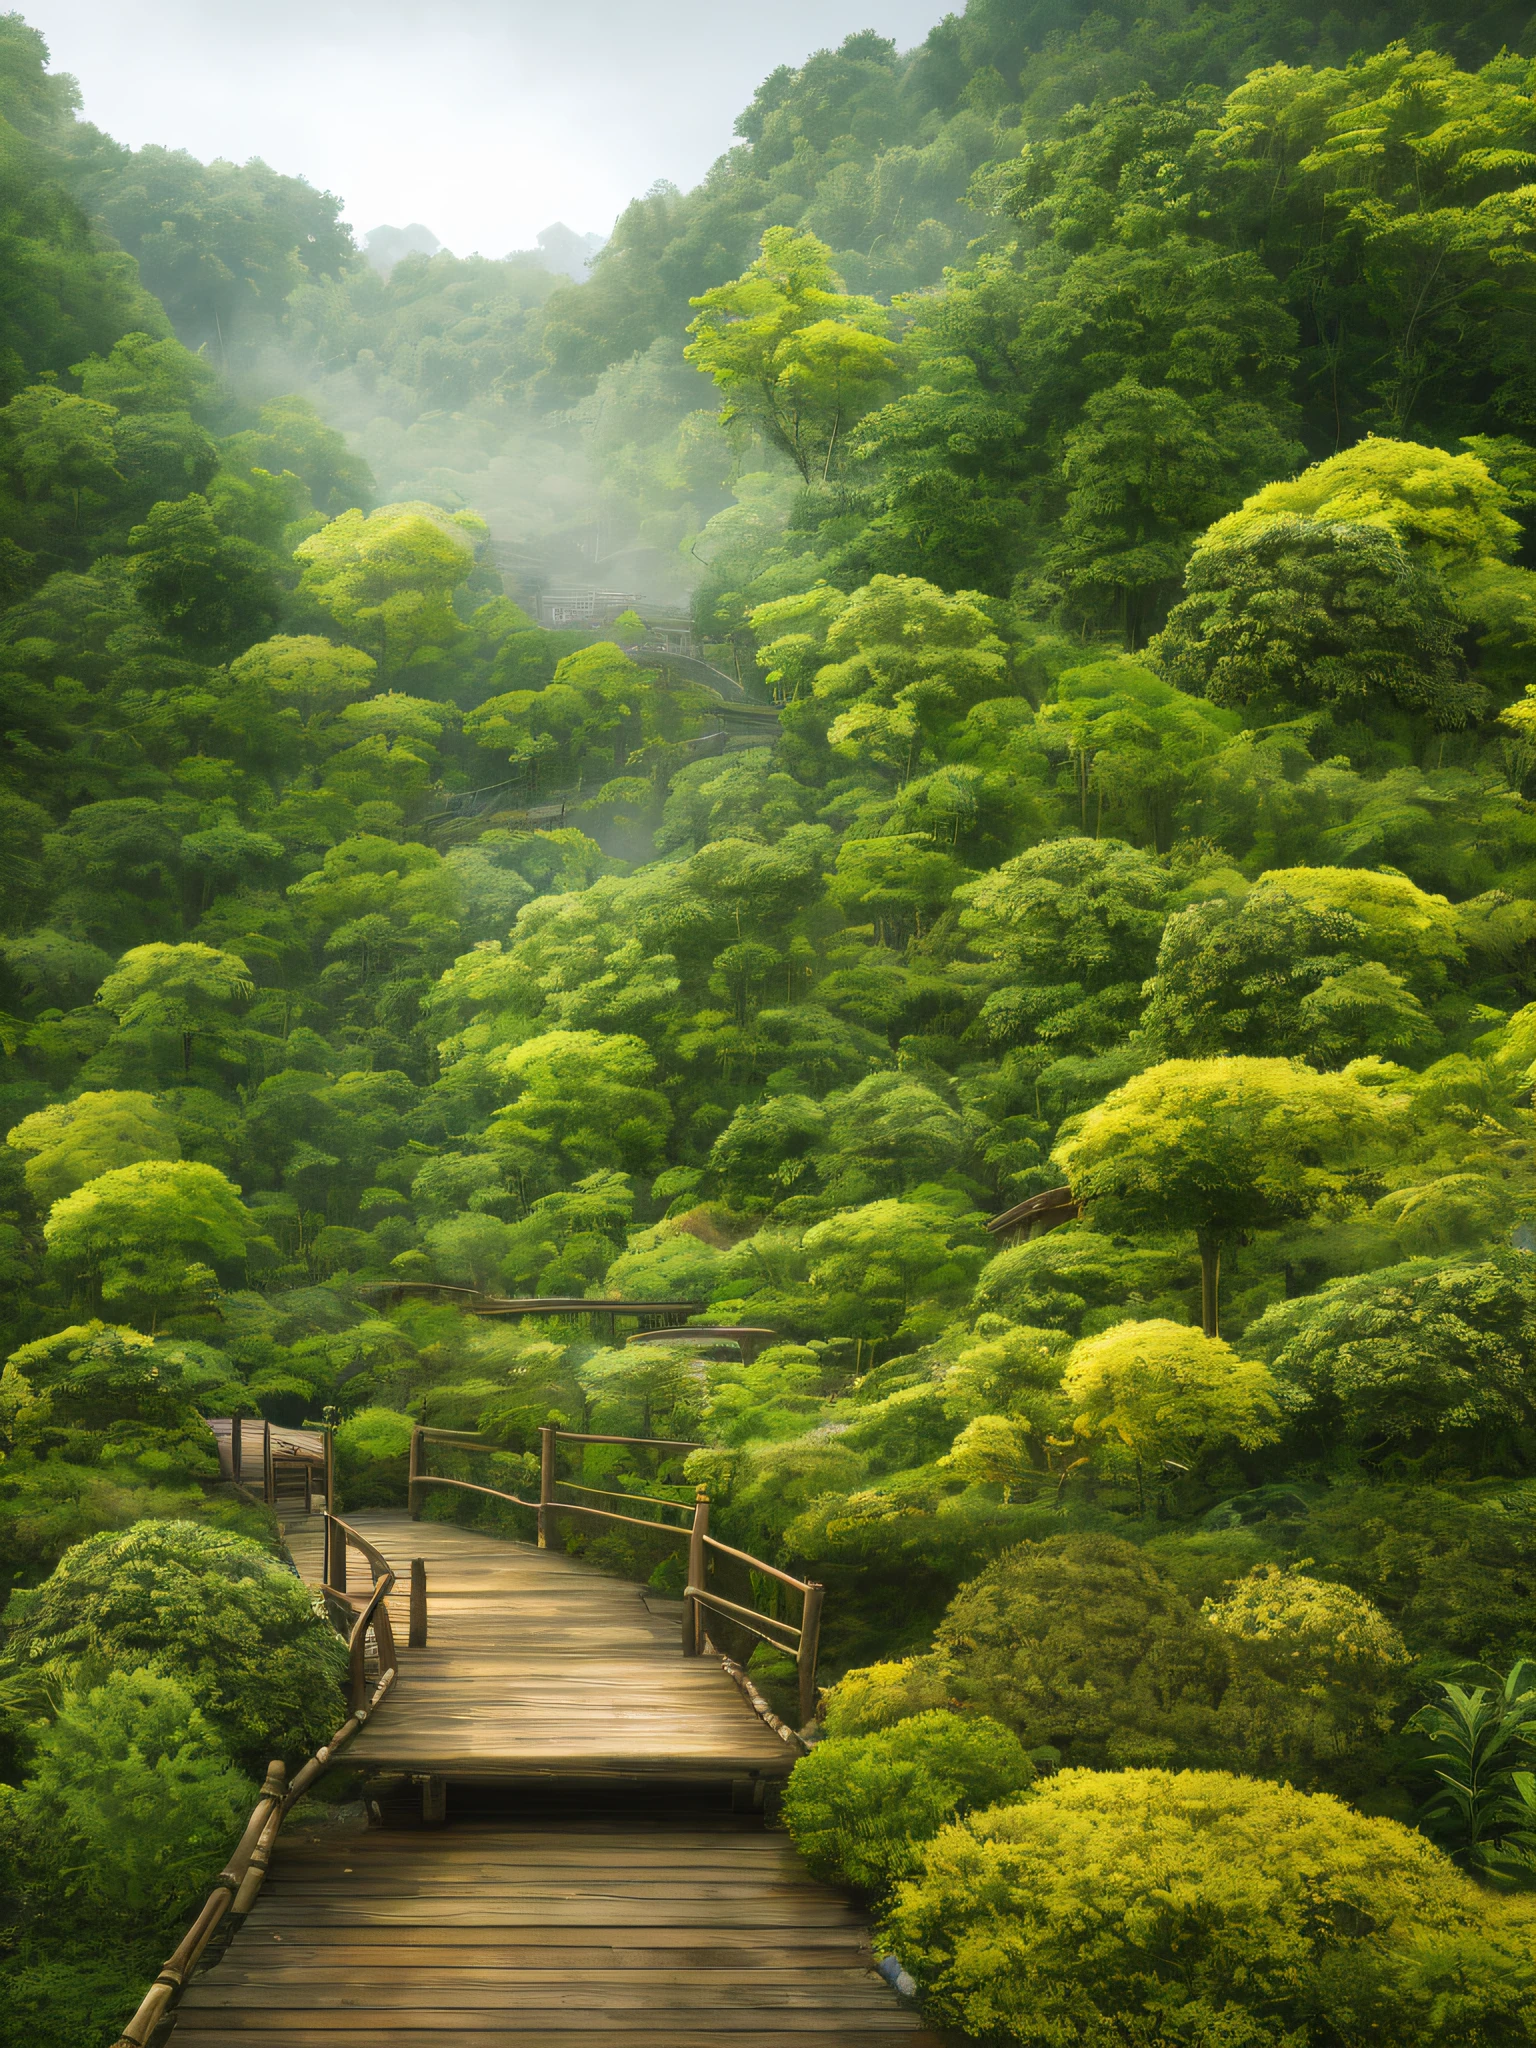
[{"x1": 26, "y1": 0, "x2": 945, "y2": 255}]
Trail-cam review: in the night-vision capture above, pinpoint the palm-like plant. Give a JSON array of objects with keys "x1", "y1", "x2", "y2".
[{"x1": 1404, "y1": 1659, "x2": 1536, "y2": 1877}]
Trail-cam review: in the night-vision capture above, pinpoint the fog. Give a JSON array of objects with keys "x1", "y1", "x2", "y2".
[{"x1": 26, "y1": 0, "x2": 945, "y2": 254}]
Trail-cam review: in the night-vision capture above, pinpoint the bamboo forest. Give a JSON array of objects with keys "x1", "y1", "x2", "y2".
[{"x1": 5, "y1": 0, "x2": 1536, "y2": 2040}]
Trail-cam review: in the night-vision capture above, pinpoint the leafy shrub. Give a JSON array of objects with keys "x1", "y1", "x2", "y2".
[
  {"x1": 935, "y1": 1534, "x2": 1229, "y2": 1767},
  {"x1": 821, "y1": 1656, "x2": 953, "y2": 1737},
  {"x1": 0, "y1": 1667, "x2": 254, "y2": 1932},
  {"x1": 839, "y1": 1385, "x2": 959, "y2": 1473},
  {"x1": 971, "y1": 1229, "x2": 1188, "y2": 1336},
  {"x1": 782, "y1": 1710, "x2": 1035, "y2": 1893},
  {"x1": 885, "y1": 1768, "x2": 1536, "y2": 2048},
  {"x1": 334, "y1": 1403, "x2": 415, "y2": 1506},
  {"x1": 1246, "y1": 1254, "x2": 1536, "y2": 1469},
  {"x1": 2, "y1": 1519, "x2": 346, "y2": 1768},
  {"x1": 1205, "y1": 1564, "x2": 1410, "y2": 1784}
]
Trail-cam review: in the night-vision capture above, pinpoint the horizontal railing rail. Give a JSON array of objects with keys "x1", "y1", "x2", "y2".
[
  {"x1": 409, "y1": 1422, "x2": 824, "y2": 1723},
  {"x1": 110, "y1": 1512, "x2": 404, "y2": 2046}
]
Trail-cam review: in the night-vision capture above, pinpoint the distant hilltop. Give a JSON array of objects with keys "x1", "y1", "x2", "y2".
[{"x1": 363, "y1": 220, "x2": 607, "y2": 280}]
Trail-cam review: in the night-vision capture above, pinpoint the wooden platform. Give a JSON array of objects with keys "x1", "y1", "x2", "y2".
[
  {"x1": 171, "y1": 1513, "x2": 939, "y2": 2046},
  {"x1": 285, "y1": 1510, "x2": 795, "y2": 1784},
  {"x1": 172, "y1": 1808, "x2": 940, "y2": 2044}
]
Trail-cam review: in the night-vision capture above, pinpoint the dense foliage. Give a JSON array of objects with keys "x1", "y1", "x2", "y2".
[{"x1": 4, "y1": 0, "x2": 1536, "y2": 2038}]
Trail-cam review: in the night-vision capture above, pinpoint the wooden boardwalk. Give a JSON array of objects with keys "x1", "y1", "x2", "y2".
[
  {"x1": 172, "y1": 1807, "x2": 933, "y2": 2043},
  {"x1": 287, "y1": 1511, "x2": 793, "y2": 1785},
  {"x1": 171, "y1": 1510, "x2": 938, "y2": 2045}
]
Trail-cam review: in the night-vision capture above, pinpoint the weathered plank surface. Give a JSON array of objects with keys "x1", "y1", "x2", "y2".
[
  {"x1": 281, "y1": 1509, "x2": 793, "y2": 1780},
  {"x1": 171, "y1": 1814, "x2": 940, "y2": 2044},
  {"x1": 175, "y1": 1515, "x2": 936, "y2": 2046}
]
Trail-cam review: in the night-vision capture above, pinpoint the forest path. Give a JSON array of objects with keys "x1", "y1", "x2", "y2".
[
  {"x1": 283, "y1": 1509, "x2": 792, "y2": 1781},
  {"x1": 169, "y1": 1511, "x2": 938, "y2": 2044}
]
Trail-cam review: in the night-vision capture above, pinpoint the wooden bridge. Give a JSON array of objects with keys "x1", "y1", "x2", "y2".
[{"x1": 119, "y1": 1427, "x2": 938, "y2": 2047}]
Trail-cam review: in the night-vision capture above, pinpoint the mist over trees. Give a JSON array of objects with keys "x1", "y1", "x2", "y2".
[{"x1": 6, "y1": 0, "x2": 1536, "y2": 2040}]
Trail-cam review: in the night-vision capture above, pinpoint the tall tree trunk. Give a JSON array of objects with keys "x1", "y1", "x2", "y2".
[{"x1": 1198, "y1": 1234, "x2": 1221, "y2": 1339}]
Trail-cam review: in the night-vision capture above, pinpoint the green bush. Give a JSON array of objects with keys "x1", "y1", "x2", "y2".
[
  {"x1": 935, "y1": 1534, "x2": 1229, "y2": 1767},
  {"x1": 782, "y1": 1710, "x2": 1035, "y2": 1894},
  {"x1": 0, "y1": 1667, "x2": 254, "y2": 1934},
  {"x1": 1, "y1": 1519, "x2": 347, "y2": 1769},
  {"x1": 821, "y1": 1656, "x2": 953, "y2": 1737},
  {"x1": 334, "y1": 1404, "x2": 415, "y2": 1506},
  {"x1": 885, "y1": 1768, "x2": 1536, "y2": 2048}
]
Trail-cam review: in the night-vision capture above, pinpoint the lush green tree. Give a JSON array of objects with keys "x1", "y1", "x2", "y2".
[
  {"x1": 686, "y1": 227, "x2": 895, "y2": 483},
  {"x1": 1063, "y1": 1319, "x2": 1282, "y2": 1509},
  {"x1": 1204, "y1": 1564, "x2": 1409, "y2": 1783},
  {"x1": 1141, "y1": 882, "x2": 1435, "y2": 1064},
  {"x1": 228, "y1": 634, "x2": 378, "y2": 712},
  {"x1": 802, "y1": 1200, "x2": 988, "y2": 1343},
  {"x1": 96, "y1": 943, "x2": 253, "y2": 1077},
  {"x1": 0, "y1": 1668, "x2": 254, "y2": 1931},
  {"x1": 2, "y1": 1520, "x2": 347, "y2": 1768},
  {"x1": 1043, "y1": 377, "x2": 1300, "y2": 645},
  {"x1": 1257, "y1": 866, "x2": 1462, "y2": 992},
  {"x1": 295, "y1": 501, "x2": 485, "y2": 674},
  {"x1": 960, "y1": 838, "x2": 1172, "y2": 1054},
  {"x1": 1055, "y1": 1056, "x2": 1403, "y2": 1335},
  {"x1": 6, "y1": 1090, "x2": 182, "y2": 1206},
  {"x1": 489, "y1": 1029, "x2": 672, "y2": 1182},
  {"x1": 42, "y1": 1159, "x2": 264, "y2": 1316},
  {"x1": 887, "y1": 1768, "x2": 1536, "y2": 2048},
  {"x1": 1152, "y1": 515, "x2": 1481, "y2": 737},
  {"x1": 125, "y1": 494, "x2": 283, "y2": 655},
  {"x1": 1245, "y1": 1252, "x2": 1536, "y2": 1466}
]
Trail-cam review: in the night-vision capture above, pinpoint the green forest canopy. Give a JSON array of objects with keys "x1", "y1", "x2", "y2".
[{"x1": 6, "y1": 0, "x2": 1536, "y2": 2040}]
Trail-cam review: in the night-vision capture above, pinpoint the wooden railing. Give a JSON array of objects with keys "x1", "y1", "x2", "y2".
[
  {"x1": 409, "y1": 1423, "x2": 825, "y2": 1723},
  {"x1": 109, "y1": 1513, "x2": 404, "y2": 2047},
  {"x1": 209, "y1": 1415, "x2": 329, "y2": 1508}
]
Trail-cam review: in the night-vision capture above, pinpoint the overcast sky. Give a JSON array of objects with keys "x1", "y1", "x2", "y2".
[{"x1": 26, "y1": 0, "x2": 944, "y2": 256}]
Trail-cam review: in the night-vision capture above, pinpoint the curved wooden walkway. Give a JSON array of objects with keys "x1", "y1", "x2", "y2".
[{"x1": 172, "y1": 1512, "x2": 938, "y2": 2045}]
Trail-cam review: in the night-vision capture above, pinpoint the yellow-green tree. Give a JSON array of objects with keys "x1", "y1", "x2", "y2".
[
  {"x1": 6, "y1": 1090, "x2": 182, "y2": 1207},
  {"x1": 96, "y1": 943, "x2": 254, "y2": 1078},
  {"x1": 295, "y1": 501, "x2": 485, "y2": 674},
  {"x1": 1062, "y1": 1318, "x2": 1282, "y2": 1509},
  {"x1": 686, "y1": 227, "x2": 895, "y2": 484},
  {"x1": 1053, "y1": 1056, "x2": 1401, "y2": 1335}
]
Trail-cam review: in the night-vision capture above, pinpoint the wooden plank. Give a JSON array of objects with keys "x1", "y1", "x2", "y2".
[
  {"x1": 175, "y1": 2035, "x2": 930, "y2": 2047},
  {"x1": 184, "y1": 1515, "x2": 935, "y2": 2047}
]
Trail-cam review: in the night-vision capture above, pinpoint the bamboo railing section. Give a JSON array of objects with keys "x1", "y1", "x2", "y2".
[
  {"x1": 409, "y1": 1423, "x2": 825, "y2": 1724},
  {"x1": 109, "y1": 1511, "x2": 404, "y2": 2047}
]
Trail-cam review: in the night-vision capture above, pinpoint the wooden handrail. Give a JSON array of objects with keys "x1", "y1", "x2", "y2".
[
  {"x1": 702, "y1": 1533, "x2": 815, "y2": 1595},
  {"x1": 110, "y1": 1532, "x2": 403, "y2": 2048},
  {"x1": 553, "y1": 1430, "x2": 704, "y2": 1451},
  {"x1": 685, "y1": 1584, "x2": 803, "y2": 1652},
  {"x1": 554, "y1": 1479, "x2": 692, "y2": 1516},
  {"x1": 408, "y1": 1424, "x2": 825, "y2": 1724},
  {"x1": 323, "y1": 1511, "x2": 398, "y2": 1711}
]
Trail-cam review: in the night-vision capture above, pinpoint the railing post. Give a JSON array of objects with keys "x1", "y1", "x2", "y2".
[
  {"x1": 797, "y1": 1581, "x2": 825, "y2": 1729},
  {"x1": 323, "y1": 1425, "x2": 334, "y2": 1515},
  {"x1": 326, "y1": 1511, "x2": 347, "y2": 1594},
  {"x1": 231, "y1": 1415, "x2": 243, "y2": 1484},
  {"x1": 262, "y1": 1420, "x2": 275, "y2": 1505},
  {"x1": 408, "y1": 1426, "x2": 423, "y2": 1520},
  {"x1": 684, "y1": 1487, "x2": 709, "y2": 1656},
  {"x1": 409, "y1": 1557, "x2": 428, "y2": 1647},
  {"x1": 538, "y1": 1423, "x2": 557, "y2": 1550}
]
